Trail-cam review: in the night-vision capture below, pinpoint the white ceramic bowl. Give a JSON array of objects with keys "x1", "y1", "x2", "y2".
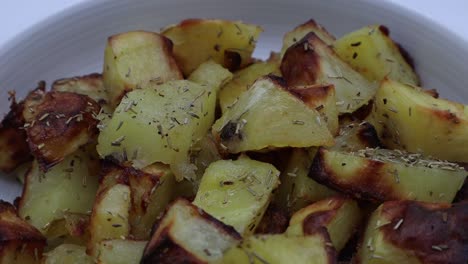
[{"x1": 1, "y1": 0, "x2": 468, "y2": 201}]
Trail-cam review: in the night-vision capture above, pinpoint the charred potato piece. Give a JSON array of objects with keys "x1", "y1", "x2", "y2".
[
  {"x1": 87, "y1": 183, "x2": 131, "y2": 257},
  {"x1": 219, "y1": 61, "x2": 280, "y2": 112},
  {"x1": 330, "y1": 121, "x2": 381, "y2": 152},
  {"x1": 281, "y1": 32, "x2": 377, "y2": 114},
  {"x1": 286, "y1": 196, "x2": 362, "y2": 252},
  {"x1": 356, "y1": 200, "x2": 468, "y2": 264},
  {"x1": 98, "y1": 62, "x2": 229, "y2": 181},
  {"x1": 368, "y1": 79, "x2": 468, "y2": 163},
  {"x1": 221, "y1": 231, "x2": 337, "y2": 264},
  {"x1": 310, "y1": 148, "x2": 466, "y2": 203},
  {"x1": 0, "y1": 201, "x2": 45, "y2": 264},
  {"x1": 103, "y1": 31, "x2": 182, "y2": 108},
  {"x1": 96, "y1": 239, "x2": 146, "y2": 264},
  {"x1": 280, "y1": 19, "x2": 336, "y2": 57},
  {"x1": 254, "y1": 204, "x2": 289, "y2": 235},
  {"x1": 162, "y1": 19, "x2": 262, "y2": 75},
  {"x1": 141, "y1": 198, "x2": 241, "y2": 264},
  {"x1": 18, "y1": 149, "x2": 99, "y2": 232},
  {"x1": 334, "y1": 25, "x2": 419, "y2": 85},
  {"x1": 212, "y1": 76, "x2": 334, "y2": 153},
  {"x1": 274, "y1": 148, "x2": 336, "y2": 213},
  {"x1": 193, "y1": 156, "x2": 280, "y2": 236},
  {"x1": 42, "y1": 244, "x2": 92, "y2": 264},
  {"x1": 23, "y1": 91, "x2": 100, "y2": 171}
]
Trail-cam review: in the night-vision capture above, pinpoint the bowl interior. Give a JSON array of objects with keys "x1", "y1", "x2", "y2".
[{"x1": 1, "y1": 0, "x2": 468, "y2": 201}]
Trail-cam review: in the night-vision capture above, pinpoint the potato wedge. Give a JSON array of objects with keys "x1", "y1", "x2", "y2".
[
  {"x1": 187, "y1": 59, "x2": 233, "y2": 91},
  {"x1": 0, "y1": 201, "x2": 45, "y2": 264},
  {"x1": 103, "y1": 31, "x2": 182, "y2": 107},
  {"x1": 162, "y1": 19, "x2": 262, "y2": 75},
  {"x1": 280, "y1": 19, "x2": 336, "y2": 57},
  {"x1": 212, "y1": 75, "x2": 334, "y2": 153},
  {"x1": 141, "y1": 198, "x2": 241, "y2": 264},
  {"x1": 221, "y1": 232, "x2": 337, "y2": 264},
  {"x1": 310, "y1": 148, "x2": 466, "y2": 203},
  {"x1": 96, "y1": 240, "x2": 146, "y2": 264},
  {"x1": 334, "y1": 25, "x2": 419, "y2": 85},
  {"x1": 18, "y1": 149, "x2": 99, "y2": 232},
  {"x1": 87, "y1": 184, "x2": 131, "y2": 257},
  {"x1": 43, "y1": 244, "x2": 92, "y2": 264},
  {"x1": 288, "y1": 84, "x2": 339, "y2": 135},
  {"x1": 193, "y1": 156, "x2": 280, "y2": 235},
  {"x1": 281, "y1": 32, "x2": 377, "y2": 113},
  {"x1": 23, "y1": 91, "x2": 100, "y2": 171},
  {"x1": 219, "y1": 61, "x2": 280, "y2": 112},
  {"x1": 286, "y1": 196, "x2": 362, "y2": 252},
  {"x1": 368, "y1": 79, "x2": 468, "y2": 162},
  {"x1": 330, "y1": 121, "x2": 381, "y2": 152},
  {"x1": 274, "y1": 148, "x2": 336, "y2": 213},
  {"x1": 356, "y1": 200, "x2": 468, "y2": 264}
]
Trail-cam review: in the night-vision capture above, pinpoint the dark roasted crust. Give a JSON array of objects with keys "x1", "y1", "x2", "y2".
[
  {"x1": 380, "y1": 201, "x2": 468, "y2": 264},
  {"x1": 292, "y1": 19, "x2": 336, "y2": 42},
  {"x1": 255, "y1": 204, "x2": 289, "y2": 235},
  {"x1": 24, "y1": 91, "x2": 100, "y2": 171},
  {"x1": 288, "y1": 84, "x2": 334, "y2": 107},
  {"x1": 52, "y1": 73, "x2": 109, "y2": 106},
  {"x1": 315, "y1": 228, "x2": 339, "y2": 264}
]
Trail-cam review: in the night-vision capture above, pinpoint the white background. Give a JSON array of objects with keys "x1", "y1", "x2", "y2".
[{"x1": 0, "y1": 0, "x2": 467, "y2": 49}]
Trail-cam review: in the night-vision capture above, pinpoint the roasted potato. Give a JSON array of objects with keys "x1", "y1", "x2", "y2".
[
  {"x1": 0, "y1": 201, "x2": 45, "y2": 264},
  {"x1": 42, "y1": 244, "x2": 92, "y2": 264},
  {"x1": 43, "y1": 213, "x2": 90, "y2": 249},
  {"x1": 221, "y1": 231, "x2": 337, "y2": 264},
  {"x1": 274, "y1": 148, "x2": 337, "y2": 213},
  {"x1": 96, "y1": 239, "x2": 147, "y2": 264},
  {"x1": 18, "y1": 149, "x2": 99, "y2": 232},
  {"x1": 22, "y1": 91, "x2": 100, "y2": 171},
  {"x1": 280, "y1": 19, "x2": 336, "y2": 57},
  {"x1": 254, "y1": 204, "x2": 289, "y2": 235},
  {"x1": 281, "y1": 32, "x2": 377, "y2": 114},
  {"x1": 162, "y1": 19, "x2": 262, "y2": 75},
  {"x1": 356, "y1": 200, "x2": 468, "y2": 264},
  {"x1": 103, "y1": 31, "x2": 182, "y2": 107},
  {"x1": 368, "y1": 79, "x2": 468, "y2": 163},
  {"x1": 334, "y1": 25, "x2": 419, "y2": 85},
  {"x1": 193, "y1": 156, "x2": 280, "y2": 235},
  {"x1": 330, "y1": 121, "x2": 381, "y2": 152},
  {"x1": 212, "y1": 75, "x2": 334, "y2": 153},
  {"x1": 286, "y1": 196, "x2": 362, "y2": 252},
  {"x1": 141, "y1": 198, "x2": 241, "y2": 264},
  {"x1": 310, "y1": 148, "x2": 466, "y2": 203}
]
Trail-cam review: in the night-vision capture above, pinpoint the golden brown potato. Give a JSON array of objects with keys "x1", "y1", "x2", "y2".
[
  {"x1": 0, "y1": 92, "x2": 31, "y2": 173},
  {"x1": 356, "y1": 200, "x2": 468, "y2": 264},
  {"x1": 162, "y1": 19, "x2": 262, "y2": 75},
  {"x1": 103, "y1": 31, "x2": 183, "y2": 107},
  {"x1": 22, "y1": 91, "x2": 100, "y2": 171},
  {"x1": 368, "y1": 79, "x2": 468, "y2": 163},
  {"x1": 141, "y1": 198, "x2": 241, "y2": 264},
  {"x1": 281, "y1": 32, "x2": 377, "y2": 114},
  {"x1": 0, "y1": 201, "x2": 45, "y2": 264},
  {"x1": 286, "y1": 196, "x2": 362, "y2": 252},
  {"x1": 310, "y1": 148, "x2": 466, "y2": 203},
  {"x1": 281, "y1": 19, "x2": 336, "y2": 57}
]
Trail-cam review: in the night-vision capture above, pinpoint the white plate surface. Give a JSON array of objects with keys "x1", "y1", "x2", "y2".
[{"x1": 1, "y1": 0, "x2": 468, "y2": 201}]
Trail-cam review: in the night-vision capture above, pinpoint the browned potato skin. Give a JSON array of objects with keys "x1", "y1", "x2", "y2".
[
  {"x1": 357, "y1": 200, "x2": 468, "y2": 264},
  {"x1": 0, "y1": 201, "x2": 45, "y2": 263},
  {"x1": 23, "y1": 91, "x2": 100, "y2": 171},
  {"x1": 254, "y1": 204, "x2": 289, "y2": 235},
  {"x1": 0, "y1": 92, "x2": 31, "y2": 173},
  {"x1": 52, "y1": 73, "x2": 108, "y2": 107}
]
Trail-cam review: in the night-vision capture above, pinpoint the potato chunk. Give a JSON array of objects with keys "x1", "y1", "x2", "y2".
[
  {"x1": 103, "y1": 31, "x2": 182, "y2": 107},
  {"x1": 96, "y1": 240, "x2": 146, "y2": 264},
  {"x1": 0, "y1": 201, "x2": 45, "y2": 264},
  {"x1": 18, "y1": 149, "x2": 99, "y2": 232},
  {"x1": 310, "y1": 148, "x2": 466, "y2": 203},
  {"x1": 286, "y1": 196, "x2": 362, "y2": 251},
  {"x1": 162, "y1": 19, "x2": 262, "y2": 75},
  {"x1": 274, "y1": 148, "x2": 336, "y2": 213},
  {"x1": 43, "y1": 244, "x2": 92, "y2": 264},
  {"x1": 330, "y1": 121, "x2": 381, "y2": 152},
  {"x1": 281, "y1": 32, "x2": 377, "y2": 113},
  {"x1": 357, "y1": 201, "x2": 468, "y2": 264},
  {"x1": 193, "y1": 156, "x2": 280, "y2": 235},
  {"x1": 212, "y1": 76, "x2": 334, "y2": 153},
  {"x1": 368, "y1": 79, "x2": 468, "y2": 162},
  {"x1": 280, "y1": 19, "x2": 336, "y2": 57},
  {"x1": 334, "y1": 25, "x2": 419, "y2": 85},
  {"x1": 23, "y1": 91, "x2": 100, "y2": 171},
  {"x1": 221, "y1": 232, "x2": 337, "y2": 264},
  {"x1": 141, "y1": 199, "x2": 241, "y2": 264}
]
